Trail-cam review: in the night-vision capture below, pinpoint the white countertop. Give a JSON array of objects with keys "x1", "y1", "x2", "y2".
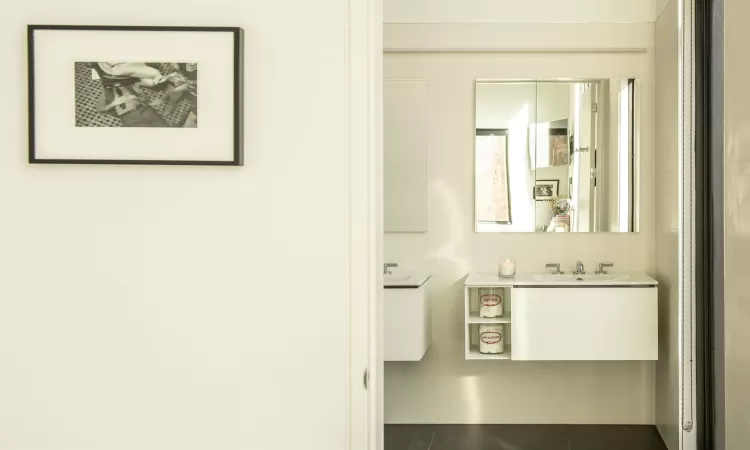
[{"x1": 465, "y1": 272, "x2": 658, "y2": 287}]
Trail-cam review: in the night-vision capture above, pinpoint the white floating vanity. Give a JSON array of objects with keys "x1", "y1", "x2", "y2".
[
  {"x1": 384, "y1": 273, "x2": 432, "y2": 362},
  {"x1": 464, "y1": 272, "x2": 658, "y2": 361}
]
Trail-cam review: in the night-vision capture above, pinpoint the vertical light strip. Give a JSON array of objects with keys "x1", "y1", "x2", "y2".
[
  {"x1": 678, "y1": 0, "x2": 698, "y2": 448},
  {"x1": 619, "y1": 82, "x2": 630, "y2": 232},
  {"x1": 572, "y1": 84, "x2": 582, "y2": 232}
]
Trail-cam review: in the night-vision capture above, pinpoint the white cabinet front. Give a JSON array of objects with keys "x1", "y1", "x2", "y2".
[
  {"x1": 384, "y1": 287, "x2": 431, "y2": 361},
  {"x1": 511, "y1": 287, "x2": 658, "y2": 361}
]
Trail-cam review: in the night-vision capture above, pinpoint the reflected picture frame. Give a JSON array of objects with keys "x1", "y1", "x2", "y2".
[
  {"x1": 549, "y1": 128, "x2": 570, "y2": 166},
  {"x1": 534, "y1": 180, "x2": 559, "y2": 201},
  {"x1": 475, "y1": 128, "x2": 513, "y2": 225}
]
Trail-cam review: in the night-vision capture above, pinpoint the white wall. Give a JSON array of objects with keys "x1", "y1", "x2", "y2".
[
  {"x1": 0, "y1": 2, "x2": 354, "y2": 450},
  {"x1": 654, "y1": 2, "x2": 680, "y2": 449},
  {"x1": 724, "y1": 0, "x2": 750, "y2": 447},
  {"x1": 384, "y1": 23, "x2": 656, "y2": 52},
  {"x1": 476, "y1": 83, "x2": 537, "y2": 129},
  {"x1": 537, "y1": 83, "x2": 572, "y2": 124},
  {"x1": 384, "y1": 80, "x2": 429, "y2": 232},
  {"x1": 475, "y1": 82, "x2": 569, "y2": 129},
  {"x1": 656, "y1": 0, "x2": 673, "y2": 19},
  {"x1": 385, "y1": 0, "x2": 657, "y2": 24},
  {"x1": 384, "y1": 24, "x2": 657, "y2": 424}
]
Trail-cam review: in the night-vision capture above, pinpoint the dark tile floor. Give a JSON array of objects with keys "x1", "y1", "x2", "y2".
[{"x1": 385, "y1": 424, "x2": 667, "y2": 450}]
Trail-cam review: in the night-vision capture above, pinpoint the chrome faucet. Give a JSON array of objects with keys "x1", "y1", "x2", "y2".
[
  {"x1": 546, "y1": 263, "x2": 564, "y2": 275},
  {"x1": 596, "y1": 262, "x2": 615, "y2": 275},
  {"x1": 384, "y1": 263, "x2": 399, "y2": 275},
  {"x1": 574, "y1": 261, "x2": 586, "y2": 275}
]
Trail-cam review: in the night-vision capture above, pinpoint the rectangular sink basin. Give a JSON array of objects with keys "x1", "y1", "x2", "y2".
[
  {"x1": 532, "y1": 274, "x2": 632, "y2": 283},
  {"x1": 384, "y1": 274, "x2": 412, "y2": 283},
  {"x1": 384, "y1": 273, "x2": 432, "y2": 288}
]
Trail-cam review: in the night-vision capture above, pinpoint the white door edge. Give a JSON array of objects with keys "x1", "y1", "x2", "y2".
[
  {"x1": 678, "y1": 0, "x2": 698, "y2": 449},
  {"x1": 346, "y1": 0, "x2": 384, "y2": 449}
]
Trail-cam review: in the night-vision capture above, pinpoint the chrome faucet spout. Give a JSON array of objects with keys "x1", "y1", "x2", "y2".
[
  {"x1": 574, "y1": 261, "x2": 586, "y2": 275},
  {"x1": 545, "y1": 263, "x2": 563, "y2": 275}
]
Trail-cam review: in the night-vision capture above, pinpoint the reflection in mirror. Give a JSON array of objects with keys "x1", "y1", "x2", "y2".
[
  {"x1": 475, "y1": 80, "x2": 639, "y2": 233},
  {"x1": 476, "y1": 129, "x2": 511, "y2": 225}
]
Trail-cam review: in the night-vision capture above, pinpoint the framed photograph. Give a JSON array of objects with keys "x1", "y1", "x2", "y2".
[
  {"x1": 534, "y1": 180, "x2": 559, "y2": 201},
  {"x1": 28, "y1": 25, "x2": 244, "y2": 165}
]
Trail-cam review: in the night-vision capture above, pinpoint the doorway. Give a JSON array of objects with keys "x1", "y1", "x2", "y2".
[{"x1": 360, "y1": 2, "x2": 711, "y2": 450}]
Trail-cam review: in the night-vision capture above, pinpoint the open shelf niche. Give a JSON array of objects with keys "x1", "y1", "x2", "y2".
[{"x1": 464, "y1": 274, "x2": 514, "y2": 360}]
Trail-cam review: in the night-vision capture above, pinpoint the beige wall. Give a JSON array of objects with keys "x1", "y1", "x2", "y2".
[
  {"x1": 0, "y1": 1, "x2": 355, "y2": 449},
  {"x1": 656, "y1": 0, "x2": 672, "y2": 17},
  {"x1": 654, "y1": 1, "x2": 680, "y2": 450},
  {"x1": 383, "y1": 25, "x2": 657, "y2": 424},
  {"x1": 724, "y1": 0, "x2": 750, "y2": 447}
]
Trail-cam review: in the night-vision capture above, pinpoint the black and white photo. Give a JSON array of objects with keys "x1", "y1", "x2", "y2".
[
  {"x1": 534, "y1": 180, "x2": 559, "y2": 200},
  {"x1": 28, "y1": 25, "x2": 243, "y2": 165},
  {"x1": 76, "y1": 62, "x2": 198, "y2": 128}
]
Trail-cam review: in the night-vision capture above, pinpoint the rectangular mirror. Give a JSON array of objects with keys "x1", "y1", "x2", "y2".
[{"x1": 475, "y1": 79, "x2": 639, "y2": 233}]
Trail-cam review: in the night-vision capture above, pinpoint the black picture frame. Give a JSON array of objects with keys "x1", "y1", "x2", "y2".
[
  {"x1": 534, "y1": 180, "x2": 559, "y2": 201},
  {"x1": 27, "y1": 25, "x2": 244, "y2": 166}
]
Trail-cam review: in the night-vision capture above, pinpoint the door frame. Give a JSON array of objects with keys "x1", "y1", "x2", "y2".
[
  {"x1": 346, "y1": 0, "x2": 384, "y2": 449},
  {"x1": 678, "y1": 0, "x2": 700, "y2": 449},
  {"x1": 695, "y1": 0, "x2": 724, "y2": 448}
]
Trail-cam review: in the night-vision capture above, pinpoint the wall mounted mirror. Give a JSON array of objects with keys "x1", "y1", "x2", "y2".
[{"x1": 475, "y1": 79, "x2": 640, "y2": 233}]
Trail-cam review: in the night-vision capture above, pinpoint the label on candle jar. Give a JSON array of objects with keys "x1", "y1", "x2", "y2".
[
  {"x1": 480, "y1": 294, "x2": 502, "y2": 307},
  {"x1": 480, "y1": 331, "x2": 503, "y2": 344},
  {"x1": 479, "y1": 289, "x2": 504, "y2": 318},
  {"x1": 479, "y1": 324, "x2": 505, "y2": 354}
]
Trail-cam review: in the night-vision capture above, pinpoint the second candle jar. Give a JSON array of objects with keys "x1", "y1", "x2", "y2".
[{"x1": 479, "y1": 324, "x2": 505, "y2": 354}]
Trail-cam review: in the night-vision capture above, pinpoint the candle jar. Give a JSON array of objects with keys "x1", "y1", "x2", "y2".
[
  {"x1": 498, "y1": 259, "x2": 516, "y2": 278},
  {"x1": 479, "y1": 288, "x2": 504, "y2": 318},
  {"x1": 479, "y1": 324, "x2": 505, "y2": 354}
]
